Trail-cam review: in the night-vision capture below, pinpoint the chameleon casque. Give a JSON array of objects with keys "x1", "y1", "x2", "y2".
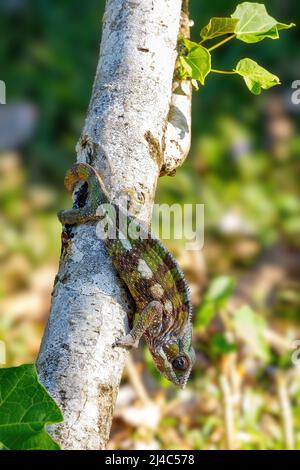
[{"x1": 58, "y1": 163, "x2": 195, "y2": 388}]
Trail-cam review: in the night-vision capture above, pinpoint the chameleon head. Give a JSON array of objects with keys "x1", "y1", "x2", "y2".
[{"x1": 150, "y1": 322, "x2": 195, "y2": 388}]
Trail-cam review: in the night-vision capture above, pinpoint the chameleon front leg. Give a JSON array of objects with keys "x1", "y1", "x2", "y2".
[{"x1": 113, "y1": 300, "x2": 163, "y2": 349}]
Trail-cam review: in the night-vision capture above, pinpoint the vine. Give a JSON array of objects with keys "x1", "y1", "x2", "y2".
[{"x1": 177, "y1": 2, "x2": 295, "y2": 94}]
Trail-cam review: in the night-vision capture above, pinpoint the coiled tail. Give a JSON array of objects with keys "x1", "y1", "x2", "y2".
[
  {"x1": 58, "y1": 163, "x2": 109, "y2": 225},
  {"x1": 64, "y1": 163, "x2": 109, "y2": 203}
]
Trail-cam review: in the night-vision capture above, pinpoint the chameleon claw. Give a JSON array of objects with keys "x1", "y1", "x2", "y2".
[{"x1": 112, "y1": 334, "x2": 139, "y2": 349}]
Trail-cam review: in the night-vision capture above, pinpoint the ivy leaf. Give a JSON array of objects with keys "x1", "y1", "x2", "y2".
[
  {"x1": 233, "y1": 305, "x2": 270, "y2": 362},
  {"x1": 179, "y1": 39, "x2": 211, "y2": 85},
  {"x1": 0, "y1": 364, "x2": 63, "y2": 450},
  {"x1": 232, "y1": 2, "x2": 295, "y2": 43},
  {"x1": 235, "y1": 58, "x2": 280, "y2": 94},
  {"x1": 200, "y1": 17, "x2": 238, "y2": 40}
]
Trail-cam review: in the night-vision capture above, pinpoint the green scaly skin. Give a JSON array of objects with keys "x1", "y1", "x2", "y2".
[{"x1": 58, "y1": 163, "x2": 195, "y2": 388}]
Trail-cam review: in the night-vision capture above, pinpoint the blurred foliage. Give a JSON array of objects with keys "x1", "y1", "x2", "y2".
[{"x1": 1, "y1": 0, "x2": 300, "y2": 451}]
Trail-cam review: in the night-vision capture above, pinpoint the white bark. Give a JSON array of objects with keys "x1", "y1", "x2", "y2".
[
  {"x1": 163, "y1": 0, "x2": 192, "y2": 176},
  {"x1": 37, "y1": 0, "x2": 191, "y2": 450}
]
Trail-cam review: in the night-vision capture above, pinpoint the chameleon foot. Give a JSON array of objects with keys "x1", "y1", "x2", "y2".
[{"x1": 112, "y1": 334, "x2": 139, "y2": 349}]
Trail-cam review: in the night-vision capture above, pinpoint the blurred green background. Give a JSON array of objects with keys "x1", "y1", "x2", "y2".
[{"x1": 1, "y1": 0, "x2": 300, "y2": 450}]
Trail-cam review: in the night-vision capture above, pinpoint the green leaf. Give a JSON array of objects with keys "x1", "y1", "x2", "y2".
[
  {"x1": 204, "y1": 276, "x2": 235, "y2": 303},
  {"x1": 200, "y1": 17, "x2": 238, "y2": 40},
  {"x1": 0, "y1": 364, "x2": 63, "y2": 450},
  {"x1": 235, "y1": 58, "x2": 280, "y2": 94},
  {"x1": 233, "y1": 305, "x2": 270, "y2": 362},
  {"x1": 180, "y1": 38, "x2": 198, "y2": 52},
  {"x1": 232, "y1": 2, "x2": 295, "y2": 43},
  {"x1": 179, "y1": 39, "x2": 211, "y2": 85},
  {"x1": 0, "y1": 442, "x2": 9, "y2": 450}
]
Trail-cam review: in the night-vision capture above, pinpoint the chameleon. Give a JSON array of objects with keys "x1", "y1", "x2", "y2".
[{"x1": 58, "y1": 163, "x2": 195, "y2": 388}]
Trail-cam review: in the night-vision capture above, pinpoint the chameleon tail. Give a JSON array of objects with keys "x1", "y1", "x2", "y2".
[
  {"x1": 64, "y1": 163, "x2": 109, "y2": 204},
  {"x1": 58, "y1": 163, "x2": 109, "y2": 225}
]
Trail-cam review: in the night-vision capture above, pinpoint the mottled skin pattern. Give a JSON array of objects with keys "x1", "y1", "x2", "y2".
[{"x1": 58, "y1": 163, "x2": 195, "y2": 387}]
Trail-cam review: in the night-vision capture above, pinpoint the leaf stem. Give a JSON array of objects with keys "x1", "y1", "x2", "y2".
[
  {"x1": 211, "y1": 69, "x2": 237, "y2": 75},
  {"x1": 208, "y1": 34, "x2": 236, "y2": 52}
]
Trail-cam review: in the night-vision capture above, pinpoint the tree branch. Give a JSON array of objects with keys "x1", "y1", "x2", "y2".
[
  {"x1": 37, "y1": 0, "x2": 190, "y2": 450},
  {"x1": 162, "y1": 0, "x2": 192, "y2": 176}
]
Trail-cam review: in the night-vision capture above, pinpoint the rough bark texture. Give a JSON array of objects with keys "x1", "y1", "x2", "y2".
[{"x1": 37, "y1": 0, "x2": 191, "y2": 450}]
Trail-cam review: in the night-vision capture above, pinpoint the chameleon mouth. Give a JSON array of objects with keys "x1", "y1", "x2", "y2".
[
  {"x1": 178, "y1": 375, "x2": 189, "y2": 389},
  {"x1": 177, "y1": 365, "x2": 192, "y2": 389}
]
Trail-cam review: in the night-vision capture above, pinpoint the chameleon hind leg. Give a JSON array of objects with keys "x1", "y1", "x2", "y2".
[
  {"x1": 58, "y1": 207, "x2": 100, "y2": 225},
  {"x1": 113, "y1": 300, "x2": 163, "y2": 349}
]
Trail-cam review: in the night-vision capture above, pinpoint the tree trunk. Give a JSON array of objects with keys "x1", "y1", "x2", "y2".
[{"x1": 37, "y1": 0, "x2": 191, "y2": 450}]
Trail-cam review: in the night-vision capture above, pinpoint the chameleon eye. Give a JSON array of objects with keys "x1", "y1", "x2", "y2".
[{"x1": 172, "y1": 355, "x2": 189, "y2": 371}]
